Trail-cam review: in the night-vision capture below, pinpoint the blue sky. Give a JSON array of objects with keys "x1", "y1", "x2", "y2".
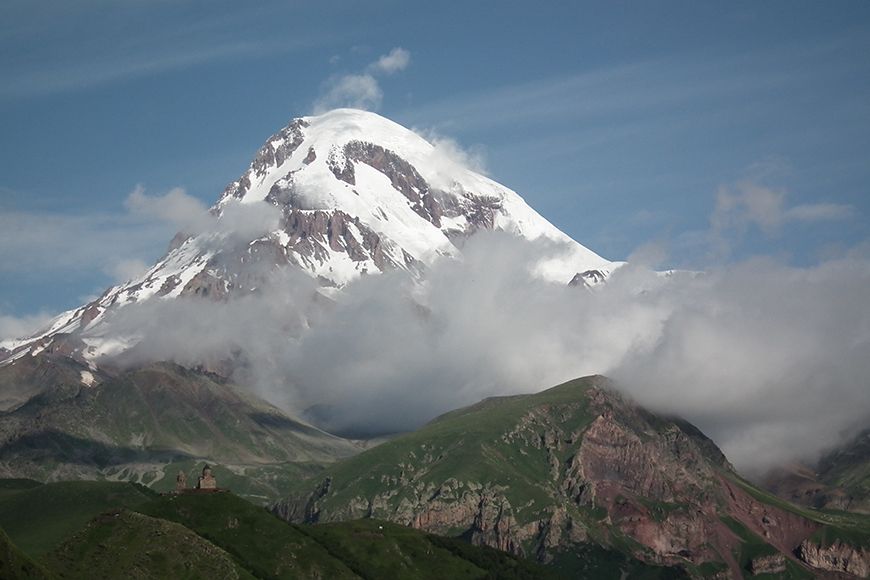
[{"x1": 1, "y1": 0, "x2": 869, "y2": 323}]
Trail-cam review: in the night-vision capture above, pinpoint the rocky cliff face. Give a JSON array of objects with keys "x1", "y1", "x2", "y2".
[
  {"x1": 273, "y1": 375, "x2": 866, "y2": 577},
  {"x1": 796, "y1": 539, "x2": 870, "y2": 577}
]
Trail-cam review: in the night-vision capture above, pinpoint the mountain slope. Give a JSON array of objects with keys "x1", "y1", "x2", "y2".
[
  {"x1": 273, "y1": 375, "x2": 870, "y2": 578},
  {"x1": 0, "y1": 357, "x2": 359, "y2": 499},
  {"x1": 766, "y1": 428, "x2": 870, "y2": 515},
  {"x1": 814, "y1": 428, "x2": 870, "y2": 514},
  {"x1": 1, "y1": 108, "x2": 617, "y2": 366}
]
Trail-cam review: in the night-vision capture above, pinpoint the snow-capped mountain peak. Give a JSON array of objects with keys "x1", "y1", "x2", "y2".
[{"x1": 1, "y1": 108, "x2": 617, "y2": 364}]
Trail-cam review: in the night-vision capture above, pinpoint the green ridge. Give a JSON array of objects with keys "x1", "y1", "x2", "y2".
[
  {"x1": 0, "y1": 526, "x2": 51, "y2": 580},
  {"x1": 0, "y1": 480, "x2": 154, "y2": 556},
  {"x1": 44, "y1": 510, "x2": 254, "y2": 579}
]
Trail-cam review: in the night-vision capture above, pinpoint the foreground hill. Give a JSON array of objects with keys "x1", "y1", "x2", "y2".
[
  {"x1": 0, "y1": 479, "x2": 154, "y2": 557},
  {"x1": 275, "y1": 375, "x2": 870, "y2": 578},
  {"x1": 0, "y1": 479, "x2": 672, "y2": 579},
  {"x1": 46, "y1": 509, "x2": 254, "y2": 579},
  {"x1": 0, "y1": 526, "x2": 49, "y2": 580},
  {"x1": 0, "y1": 357, "x2": 359, "y2": 501}
]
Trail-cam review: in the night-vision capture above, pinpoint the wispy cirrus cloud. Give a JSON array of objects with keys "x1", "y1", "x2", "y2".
[
  {"x1": 0, "y1": 1, "x2": 331, "y2": 100},
  {"x1": 0, "y1": 42, "x2": 267, "y2": 100}
]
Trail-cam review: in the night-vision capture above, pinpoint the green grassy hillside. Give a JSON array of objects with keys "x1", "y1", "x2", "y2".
[
  {"x1": 0, "y1": 478, "x2": 682, "y2": 579},
  {"x1": 0, "y1": 526, "x2": 51, "y2": 580},
  {"x1": 275, "y1": 375, "x2": 870, "y2": 578},
  {"x1": 139, "y1": 490, "x2": 564, "y2": 579},
  {"x1": 0, "y1": 480, "x2": 154, "y2": 556},
  {"x1": 44, "y1": 510, "x2": 254, "y2": 580},
  {"x1": 141, "y1": 491, "x2": 359, "y2": 579},
  {"x1": 0, "y1": 358, "x2": 361, "y2": 502}
]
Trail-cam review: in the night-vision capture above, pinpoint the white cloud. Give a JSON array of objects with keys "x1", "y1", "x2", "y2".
[
  {"x1": 785, "y1": 203, "x2": 855, "y2": 222},
  {"x1": 713, "y1": 182, "x2": 787, "y2": 234},
  {"x1": 216, "y1": 198, "x2": 282, "y2": 241},
  {"x1": 0, "y1": 185, "x2": 279, "y2": 286},
  {"x1": 313, "y1": 47, "x2": 411, "y2": 113},
  {"x1": 710, "y1": 180, "x2": 856, "y2": 258},
  {"x1": 412, "y1": 128, "x2": 488, "y2": 190},
  {"x1": 107, "y1": 258, "x2": 150, "y2": 283},
  {"x1": 125, "y1": 185, "x2": 212, "y2": 233},
  {"x1": 313, "y1": 73, "x2": 383, "y2": 113},
  {"x1": 0, "y1": 207, "x2": 170, "y2": 278},
  {"x1": 369, "y1": 47, "x2": 410, "y2": 75},
  {"x1": 0, "y1": 310, "x2": 56, "y2": 343},
  {"x1": 93, "y1": 231, "x2": 870, "y2": 475},
  {"x1": 125, "y1": 185, "x2": 281, "y2": 242}
]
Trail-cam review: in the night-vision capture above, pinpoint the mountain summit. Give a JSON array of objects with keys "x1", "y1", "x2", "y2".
[{"x1": 1, "y1": 108, "x2": 617, "y2": 365}]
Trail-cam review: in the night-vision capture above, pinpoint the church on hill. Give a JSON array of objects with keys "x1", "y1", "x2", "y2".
[{"x1": 173, "y1": 465, "x2": 224, "y2": 494}]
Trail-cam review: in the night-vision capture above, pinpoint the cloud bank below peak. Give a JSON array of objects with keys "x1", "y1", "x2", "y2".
[{"x1": 89, "y1": 228, "x2": 870, "y2": 474}]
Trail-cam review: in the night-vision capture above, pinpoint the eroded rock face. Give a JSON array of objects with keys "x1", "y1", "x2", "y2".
[
  {"x1": 329, "y1": 140, "x2": 443, "y2": 227},
  {"x1": 748, "y1": 553, "x2": 787, "y2": 575},
  {"x1": 280, "y1": 208, "x2": 395, "y2": 274},
  {"x1": 796, "y1": 539, "x2": 870, "y2": 577},
  {"x1": 221, "y1": 119, "x2": 308, "y2": 201},
  {"x1": 273, "y1": 385, "x2": 710, "y2": 567}
]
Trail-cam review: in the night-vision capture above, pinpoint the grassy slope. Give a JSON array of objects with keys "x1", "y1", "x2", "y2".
[
  {"x1": 0, "y1": 480, "x2": 155, "y2": 556},
  {"x1": 289, "y1": 377, "x2": 602, "y2": 524},
  {"x1": 44, "y1": 510, "x2": 255, "y2": 580},
  {"x1": 0, "y1": 481, "x2": 565, "y2": 580},
  {"x1": 0, "y1": 526, "x2": 51, "y2": 580},
  {"x1": 302, "y1": 519, "x2": 556, "y2": 580},
  {"x1": 547, "y1": 544, "x2": 690, "y2": 580},
  {"x1": 0, "y1": 359, "x2": 360, "y2": 503},
  {"x1": 720, "y1": 515, "x2": 813, "y2": 579},
  {"x1": 145, "y1": 492, "x2": 571, "y2": 580},
  {"x1": 729, "y1": 474, "x2": 870, "y2": 548},
  {"x1": 141, "y1": 492, "x2": 360, "y2": 579},
  {"x1": 6, "y1": 362, "x2": 356, "y2": 466},
  {"x1": 279, "y1": 375, "x2": 870, "y2": 577},
  {"x1": 818, "y1": 430, "x2": 870, "y2": 509}
]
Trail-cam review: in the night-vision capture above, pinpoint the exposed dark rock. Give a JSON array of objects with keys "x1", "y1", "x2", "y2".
[
  {"x1": 219, "y1": 118, "x2": 308, "y2": 201},
  {"x1": 569, "y1": 270, "x2": 607, "y2": 287},
  {"x1": 337, "y1": 140, "x2": 443, "y2": 227}
]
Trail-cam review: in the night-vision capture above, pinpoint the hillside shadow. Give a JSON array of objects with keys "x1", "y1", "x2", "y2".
[{"x1": 0, "y1": 430, "x2": 193, "y2": 468}]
